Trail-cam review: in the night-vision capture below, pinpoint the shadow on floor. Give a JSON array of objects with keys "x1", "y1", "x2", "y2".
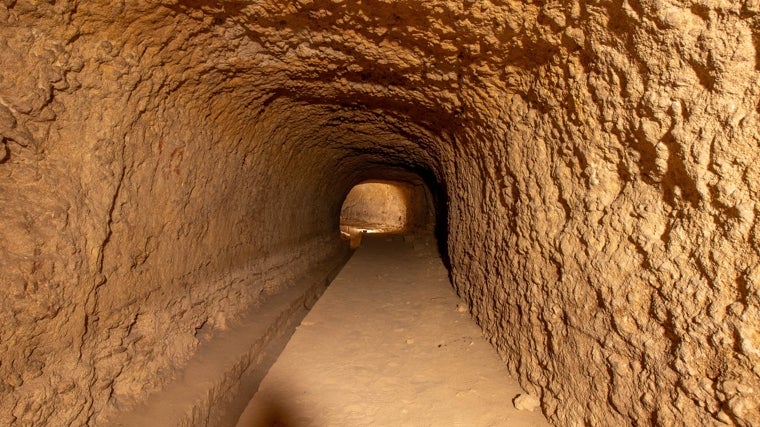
[{"x1": 236, "y1": 390, "x2": 306, "y2": 427}]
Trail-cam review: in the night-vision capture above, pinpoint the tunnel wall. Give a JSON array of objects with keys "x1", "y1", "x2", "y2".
[
  {"x1": 0, "y1": 1, "x2": 759, "y2": 427},
  {"x1": 444, "y1": 2, "x2": 760, "y2": 426},
  {"x1": 0, "y1": 4, "x2": 351, "y2": 425}
]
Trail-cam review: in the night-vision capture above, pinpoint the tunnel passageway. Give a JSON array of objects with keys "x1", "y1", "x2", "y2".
[
  {"x1": 236, "y1": 234, "x2": 549, "y2": 427},
  {"x1": 340, "y1": 178, "x2": 435, "y2": 248},
  {"x1": 1, "y1": 1, "x2": 759, "y2": 426}
]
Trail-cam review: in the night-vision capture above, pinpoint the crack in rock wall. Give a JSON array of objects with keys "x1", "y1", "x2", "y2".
[{"x1": 0, "y1": 0, "x2": 758, "y2": 426}]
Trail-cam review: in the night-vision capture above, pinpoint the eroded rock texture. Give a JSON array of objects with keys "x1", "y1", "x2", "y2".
[{"x1": 0, "y1": 0, "x2": 758, "y2": 426}]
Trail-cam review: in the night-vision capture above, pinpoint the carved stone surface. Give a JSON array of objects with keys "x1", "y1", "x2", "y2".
[{"x1": 0, "y1": 1, "x2": 758, "y2": 426}]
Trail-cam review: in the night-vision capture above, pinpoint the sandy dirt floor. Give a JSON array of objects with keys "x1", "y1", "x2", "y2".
[{"x1": 236, "y1": 234, "x2": 549, "y2": 426}]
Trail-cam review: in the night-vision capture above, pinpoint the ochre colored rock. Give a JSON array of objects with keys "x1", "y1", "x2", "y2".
[
  {"x1": 0, "y1": 1, "x2": 758, "y2": 426},
  {"x1": 514, "y1": 393, "x2": 541, "y2": 412}
]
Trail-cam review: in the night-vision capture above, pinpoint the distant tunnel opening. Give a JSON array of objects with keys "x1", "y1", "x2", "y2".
[{"x1": 339, "y1": 179, "x2": 434, "y2": 247}]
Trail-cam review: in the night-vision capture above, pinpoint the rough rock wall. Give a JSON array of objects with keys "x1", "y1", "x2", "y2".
[
  {"x1": 1, "y1": 0, "x2": 758, "y2": 426},
  {"x1": 451, "y1": 1, "x2": 760, "y2": 425},
  {"x1": 445, "y1": 1, "x2": 760, "y2": 425},
  {"x1": 0, "y1": 3, "x2": 375, "y2": 425}
]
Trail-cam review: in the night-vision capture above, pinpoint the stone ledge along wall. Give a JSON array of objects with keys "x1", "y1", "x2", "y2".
[{"x1": 0, "y1": 1, "x2": 758, "y2": 426}]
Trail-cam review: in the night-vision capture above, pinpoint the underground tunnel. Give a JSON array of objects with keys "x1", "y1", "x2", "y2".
[
  {"x1": 0, "y1": 0, "x2": 759, "y2": 426},
  {"x1": 340, "y1": 178, "x2": 434, "y2": 245}
]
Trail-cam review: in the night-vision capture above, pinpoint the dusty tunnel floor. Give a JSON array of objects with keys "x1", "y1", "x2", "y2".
[{"x1": 236, "y1": 234, "x2": 549, "y2": 426}]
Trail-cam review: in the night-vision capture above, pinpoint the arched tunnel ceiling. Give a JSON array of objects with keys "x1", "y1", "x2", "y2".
[{"x1": 58, "y1": 0, "x2": 554, "y2": 149}]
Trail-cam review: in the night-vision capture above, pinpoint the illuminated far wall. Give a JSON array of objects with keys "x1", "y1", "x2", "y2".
[{"x1": 340, "y1": 180, "x2": 432, "y2": 234}]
